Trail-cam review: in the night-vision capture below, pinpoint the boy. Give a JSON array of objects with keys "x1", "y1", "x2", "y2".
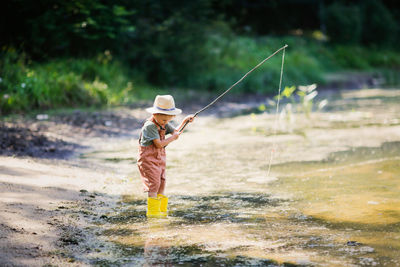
[{"x1": 138, "y1": 95, "x2": 194, "y2": 218}]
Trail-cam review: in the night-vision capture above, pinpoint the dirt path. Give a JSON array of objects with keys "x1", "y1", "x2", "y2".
[{"x1": 1, "y1": 88, "x2": 400, "y2": 266}]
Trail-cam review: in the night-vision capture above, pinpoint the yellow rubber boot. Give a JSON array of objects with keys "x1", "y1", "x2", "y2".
[
  {"x1": 146, "y1": 197, "x2": 166, "y2": 218},
  {"x1": 158, "y1": 194, "x2": 169, "y2": 216}
]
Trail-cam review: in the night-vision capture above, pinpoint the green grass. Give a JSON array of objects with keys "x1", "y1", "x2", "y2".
[
  {"x1": 0, "y1": 48, "x2": 150, "y2": 114},
  {"x1": 1, "y1": 35, "x2": 400, "y2": 115}
]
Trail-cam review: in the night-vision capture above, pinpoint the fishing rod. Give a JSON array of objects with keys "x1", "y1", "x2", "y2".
[{"x1": 179, "y1": 44, "x2": 288, "y2": 133}]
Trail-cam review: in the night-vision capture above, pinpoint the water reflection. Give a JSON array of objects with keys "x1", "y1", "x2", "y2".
[{"x1": 144, "y1": 220, "x2": 171, "y2": 266}]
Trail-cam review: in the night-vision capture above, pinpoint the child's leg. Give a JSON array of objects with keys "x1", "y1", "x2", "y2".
[
  {"x1": 146, "y1": 176, "x2": 165, "y2": 218},
  {"x1": 148, "y1": 192, "x2": 158, "y2": 198},
  {"x1": 141, "y1": 169, "x2": 161, "y2": 198},
  {"x1": 142, "y1": 171, "x2": 166, "y2": 217},
  {"x1": 157, "y1": 169, "x2": 166, "y2": 195},
  {"x1": 149, "y1": 172, "x2": 164, "y2": 197},
  {"x1": 157, "y1": 169, "x2": 168, "y2": 215}
]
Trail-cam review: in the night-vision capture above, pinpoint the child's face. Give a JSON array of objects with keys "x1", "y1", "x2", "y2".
[{"x1": 153, "y1": 114, "x2": 175, "y2": 126}]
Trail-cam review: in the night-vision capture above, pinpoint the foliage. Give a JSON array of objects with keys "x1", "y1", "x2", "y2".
[
  {"x1": 124, "y1": 0, "x2": 216, "y2": 88},
  {"x1": 3, "y1": 1, "x2": 399, "y2": 75},
  {"x1": 324, "y1": 0, "x2": 399, "y2": 47},
  {"x1": 0, "y1": 49, "x2": 135, "y2": 114},
  {"x1": 195, "y1": 35, "x2": 326, "y2": 94},
  {"x1": 330, "y1": 45, "x2": 400, "y2": 70},
  {"x1": 361, "y1": 0, "x2": 399, "y2": 47},
  {"x1": 324, "y1": 3, "x2": 362, "y2": 44},
  {"x1": 266, "y1": 84, "x2": 327, "y2": 134},
  {"x1": 1, "y1": 0, "x2": 400, "y2": 109},
  {"x1": 2, "y1": 0, "x2": 134, "y2": 59},
  {"x1": 2, "y1": 32, "x2": 400, "y2": 114},
  {"x1": 297, "y1": 84, "x2": 319, "y2": 117}
]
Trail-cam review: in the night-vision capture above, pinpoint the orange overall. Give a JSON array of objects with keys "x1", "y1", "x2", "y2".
[{"x1": 137, "y1": 117, "x2": 167, "y2": 193}]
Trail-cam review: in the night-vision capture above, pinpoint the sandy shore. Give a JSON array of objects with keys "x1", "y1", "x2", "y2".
[{"x1": 0, "y1": 107, "x2": 148, "y2": 266}]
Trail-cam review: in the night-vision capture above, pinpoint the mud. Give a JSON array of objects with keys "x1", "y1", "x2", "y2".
[{"x1": 0, "y1": 123, "x2": 78, "y2": 158}]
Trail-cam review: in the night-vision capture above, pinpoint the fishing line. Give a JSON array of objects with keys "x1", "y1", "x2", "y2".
[
  {"x1": 266, "y1": 45, "x2": 286, "y2": 178},
  {"x1": 179, "y1": 44, "x2": 288, "y2": 133}
]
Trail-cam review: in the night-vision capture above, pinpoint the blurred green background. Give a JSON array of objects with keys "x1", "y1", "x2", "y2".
[{"x1": 1, "y1": 0, "x2": 400, "y2": 114}]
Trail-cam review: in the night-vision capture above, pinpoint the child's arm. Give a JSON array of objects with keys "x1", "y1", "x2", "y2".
[
  {"x1": 152, "y1": 115, "x2": 195, "y2": 148},
  {"x1": 176, "y1": 115, "x2": 195, "y2": 133},
  {"x1": 152, "y1": 132, "x2": 180, "y2": 148}
]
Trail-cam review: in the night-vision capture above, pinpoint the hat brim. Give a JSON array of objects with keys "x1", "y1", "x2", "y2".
[{"x1": 146, "y1": 107, "x2": 182, "y2": 115}]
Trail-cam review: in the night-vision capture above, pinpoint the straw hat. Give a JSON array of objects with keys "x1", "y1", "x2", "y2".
[{"x1": 146, "y1": 95, "x2": 182, "y2": 115}]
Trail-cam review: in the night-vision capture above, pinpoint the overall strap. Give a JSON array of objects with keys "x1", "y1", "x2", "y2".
[
  {"x1": 150, "y1": 117, "x2": 166, "y2": 131},
  {"x1": 150, "y1": 117, "x2": 166, "y2": 142}
]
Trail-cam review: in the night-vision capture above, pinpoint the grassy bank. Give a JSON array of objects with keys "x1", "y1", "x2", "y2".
[{"x1": 1, "y1": 35, "x2": 400, "y2": 114}]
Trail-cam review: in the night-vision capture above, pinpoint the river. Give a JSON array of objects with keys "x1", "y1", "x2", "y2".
[{"x1": 73, "y1": 88, "x2": 400, "y2": 266}]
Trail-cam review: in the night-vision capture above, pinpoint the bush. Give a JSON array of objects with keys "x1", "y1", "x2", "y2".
[{"x1": 0, "y1": 49, "x2": 134, "y2": 114}]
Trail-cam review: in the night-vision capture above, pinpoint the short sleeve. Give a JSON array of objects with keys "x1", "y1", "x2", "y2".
[
  {"x1": 140, "y1": 122, "x2": 160, "y2": 146},
  {"x1": 165, "y1": 123, "x2": 176, "y2": 135}
]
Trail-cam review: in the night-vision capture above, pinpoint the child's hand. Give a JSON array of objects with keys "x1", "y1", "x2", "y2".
[{"x1": 185, "y1": 115, "x2": 195, "y2": 123}]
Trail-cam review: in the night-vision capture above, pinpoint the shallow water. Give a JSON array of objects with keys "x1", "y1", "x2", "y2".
[
  {"x1": 269, "y1": 145, "x2": 400, "y2": 266},
  {"x1": 80, "y1": 89, "x2": 400, "y2": 266}
]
